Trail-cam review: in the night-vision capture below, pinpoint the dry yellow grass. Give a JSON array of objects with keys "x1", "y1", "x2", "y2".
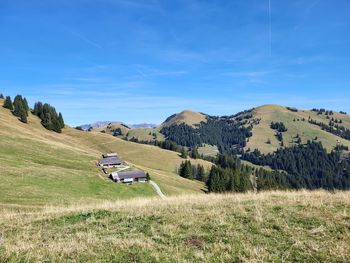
[
  {"x1": 246, "y1": 104, "x2": 350, "y2": 154},
  {"x1": 125, "y1": 127, "x2": 165, "y2": 141},
  {"x1": 92, "y1": 122, "x2": 131, "y2": 136},
  {"x1": 161, "y1": 109, "x2": 207, "y2": 127},
  {"x1": 0, "y1": 190, "x2": 349, "y2": 262}
]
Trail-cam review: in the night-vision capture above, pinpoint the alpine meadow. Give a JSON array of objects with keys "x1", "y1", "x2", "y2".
[{"x1": 1, "y1": 1, "x2": 350, "y2": 262}]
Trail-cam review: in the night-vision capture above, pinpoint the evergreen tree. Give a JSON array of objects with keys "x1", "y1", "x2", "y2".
[
  {"x1": 179, "y1": 161, "x2": 193, "y2": 179},
  {"x1": 13, "y1": 95, "x2": 22, "y2": 116},
  {"x1": 19, "y1": 105, "x2": 28, "y2": 123},
  {"x1": 33, "y1": 102, "x2": 43, "y2": 118},
  {"x1": 42, "y1": 112, "x2": 53, "y2": 130},
  {"x1": 31, "y1": 100, "x2": 65, "y2": 132},
  {"x1": 207, "y1": 166, "x2": 220, "y2": 192},
  {"x1": 23, "y1": 97, "x2": 29, "y2": 115},
  {"x1": 13, "y1": 95, "x2": 28, "y2": 122},
  {"x1": 0, "y1": 93, "x2": 4, "y2": 99},
  {"x1": 180, "y1": 147, "x2": 188, "y2": 159},
  {"x1": 196, "y1": 164, "x2": 206, "y2": 181},
  {"x1": 190, "y1": 148, "x2": 200, "y2": 159},
  {"x1": 239, "y1": 174, "x2": 250, "y2": 192},
  {"x1": 184, "y1": 161, "x2": 193, "y2": 179},
  {"x1": 3, "y1": 96, "x2": 13, "y2": 110},
  {"x1": 58, "y1": 112, "x2": 65, "y2": 128}
]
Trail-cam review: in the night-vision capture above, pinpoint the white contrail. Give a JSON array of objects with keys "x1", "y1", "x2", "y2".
[{"x1": 269, "y1": 0, "x2": 272, "y2": 56}]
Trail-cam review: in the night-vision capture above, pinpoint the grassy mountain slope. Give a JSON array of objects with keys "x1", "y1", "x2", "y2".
[
  {"x1": 92, "y1": 123, "x2": 165, "y2": 142},
  {"x1": 125, "y1": 127, "x2": 165, "y2": 141},
  {"x1": 244, "y1": 105, "x2": 350, "y2": 154},
  {"x1": 92, "y1": 122, "x2": 130, "y2": 136},
  {"x1": 1, "y1": 191, "x2": 349, "y2": 262},
  {"x1": 0, "y1": 99, "x2": 210, "y2": 206},
  {"x1": 161, "y1": 109, "x2": 207, "y2": 127}
]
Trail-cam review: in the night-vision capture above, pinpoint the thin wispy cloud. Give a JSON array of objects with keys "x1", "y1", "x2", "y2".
[
  {"x1": 134, "y1": 65, "x2": 187, "y2": 78},
  {"x1": 68, "y1": 30, "x2": 102, "y2": 49},
  {"x1": 223, "y1": 70, "x2": 275, "y2": 78}
]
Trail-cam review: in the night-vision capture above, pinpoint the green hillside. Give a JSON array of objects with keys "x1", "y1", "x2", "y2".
[
  {"x1": 244, "y1": 105, "x2": 350, "y2": 154},
  {"x1": 0, "y1": 99, "x2": 211, "y2": 206},
  {"x1": 158, "y1": 105, "x2": 350, "y2": 155},
  {"x1": 92, "y1": 122, "x2": 131, "y2": 136},
  {"x1": 125, "y1": 127, "x2": 165, "y2": 141},
  {"x1": 161, "y1": 109, "x2": 207, "y2": 127}
]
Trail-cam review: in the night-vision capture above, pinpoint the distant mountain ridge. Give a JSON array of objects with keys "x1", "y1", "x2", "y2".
[
  {"x1": 78, "y1": 121, "x2": 157, "y2": 131},
  {"x1": 159, "y1": 105, "x2": 350, "y2": 154},
  {"x1": 77, "y1": 105, "x2": 350, "y2": 156},
  {"x1": 128, "y1": 123, "x2": 158, "y2": 129}
]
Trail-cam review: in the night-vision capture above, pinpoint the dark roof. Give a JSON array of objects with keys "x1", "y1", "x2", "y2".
[
  {"x1": 110, "y1": 170, "x2": 146, "y2": 180},
  {"x1": 102, "y1": 153, "x2": 118, "y2": 158},
  {"x1": 98, "y1": 156, "x2": 123, "y2": 165}
]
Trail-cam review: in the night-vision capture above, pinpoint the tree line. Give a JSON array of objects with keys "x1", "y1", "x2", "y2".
[
  {"x1": 206, "y1": 154, "x2": 252, "y2": 193},
  {"x1": 33, "y1": 102, "x2": 65, "y2": 133},
  {"x1": 242, "y1": 141, "x2": 350, "y2": 190},
  {"x1": 270, "y1": 121, "x2": 287, "y2": 132},
  {"x1": 3, "y1": 94, "x2": 29, "y2": 123},
  {"x1": 161, "y1": 117, "x2": 252, "y2": 155},
  {"x1": 178, "y1": 153, "x2": 289, "y2": 193},
  {"x1": 2, "y1": 93, "x2": 65, "y2": 133},
  {"x1": 178, "y1": 160, "x2": 206, "y2": 181},
  {"x1": 308, "y1": 118, "x2": 350, "y2": 140},
  {"x1": 127, "y1": 136, "x2": 203, "y2": 160}
]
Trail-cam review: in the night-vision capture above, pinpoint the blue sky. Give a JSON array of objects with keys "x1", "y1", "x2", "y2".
[{"x1": 1, "y1": 0, "x2": 349, "y2": 126}]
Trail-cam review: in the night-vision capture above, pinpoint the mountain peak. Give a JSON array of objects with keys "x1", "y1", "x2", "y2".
[{"x1": 161, "y1": 109, "x2": 207, "y2": 127}]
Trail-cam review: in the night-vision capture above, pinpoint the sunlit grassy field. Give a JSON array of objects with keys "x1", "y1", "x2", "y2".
[
  {"x1": 197, "y1": 144, "x2": 219, "y2": 157},
  {"x1": 0, "y1": 99, "x2": 210, "y2": 206},
  {"x1": 125, "y1": 127, "x2": 165, "y2": 141},
  {"x1": 0, "y1": 190, "x2": 349, "y2": 262},
  {"x1": 161, "y1": 110, "x2": 207, "y2": 127},
  {"x1": 246, "y1": 105, "x2": 350, "y2": 154}
]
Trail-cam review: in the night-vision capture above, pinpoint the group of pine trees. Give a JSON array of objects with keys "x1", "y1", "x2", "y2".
[
  {"x1": 33, "y1": 102, "x2": 65, "y2": 133},
  {"x1": 311, "y1": 108, "x2": 334, "y2": 115},
  {"x1": 270, "y1": 121, "x2": 287, "y2": 146},
  {"x1": 161, "y1": 117, "x2": 252, "y2": 155},
  {"x1": 180, "y1": 147, "x2": 200, "y2": 159},
  {"x1": 127, "y1": 137, "x2": 182, "y2": 153},
  {"x1": 2, "y1": 94, "x2": 29, "y2": 123},
  {"x1": 270, "y1": 122, "x2": 287, "y2": 132},
  {"x1": 2, "y1": 93, "x2": 65, "y2": 133},
  {"x1": 308, "y1": 118, "x2": 350, "y2": 140},
  {"x1": 242, "y1": 141, "x2": 350, "y2": 190},
  {"x1": 206, "y1": 154, "x2": 252, "y2": 193},
  {"x1": 178, "y1": 160, "x2": 206, "y2": 181}
]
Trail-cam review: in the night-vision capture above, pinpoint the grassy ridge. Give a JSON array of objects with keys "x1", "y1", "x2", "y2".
[
  {"x1": 125, "y1": 128, "x2": 165, "y2": 141},
  {"x1": 246, "y1": 105, "x2": 350, "y2": 154},
  {"x1": 92, "y1": 122, "x2": 131, "y2": 136},
  {"x1": 0, "y1": 99, "x2": 210, "y2": 206},
  {"x1": 161, "y1": 110, "x2": 207, "y2": 127},
  {"x1": 0, "y1": 190, "x2": 349, "y2": 262}
]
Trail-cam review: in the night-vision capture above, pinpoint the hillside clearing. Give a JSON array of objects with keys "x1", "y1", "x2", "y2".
[
  {"x1": 126, "y1": 128, "x2": 165, "y2": 141},
  {"x1": 0, "y1": 190, "x2": 349, "y2": 262}
]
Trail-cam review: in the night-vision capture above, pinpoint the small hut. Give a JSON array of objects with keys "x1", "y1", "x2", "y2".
[{"x1": 109, "y1": 170, "x2": 147, "y2": 183}]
